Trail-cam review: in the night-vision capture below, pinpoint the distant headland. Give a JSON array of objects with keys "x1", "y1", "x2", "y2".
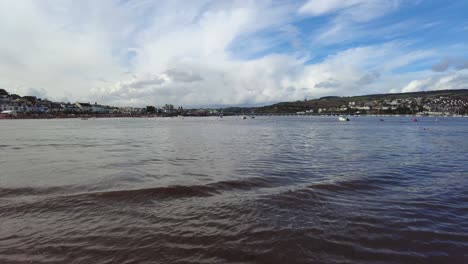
[
  {"x1": 1, "y1": 88, "x2": 467, "y2": 119},
  {"x1": 242, "y1": 89, "x2": 468, "y2": 116}
]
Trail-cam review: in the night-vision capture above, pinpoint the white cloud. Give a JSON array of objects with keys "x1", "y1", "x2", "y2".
[
  {"x1": 0, "y1": 0, "x2": 130, "y2": 101},
  {"x1": 402, "y1": 70, "x2": 468, "y2": 93},
  {"x1": 432, "y1": 57, "x2": 468, "y2": 72},
  {"x1": 0, "y1": 0, "x2": 464, "y2": 107},
  {"x1": 299, "y1": 0, "x2": 400, "y2": 22},
  {"x1": 303, "y1": 0, "x2": 405, "y2": 45},
  {"x1": 92, "y1": 41, "x2": 438, "y2": 106},
  {"x1": 299, "y1": 0, "x2": 356, "y2": 16}
]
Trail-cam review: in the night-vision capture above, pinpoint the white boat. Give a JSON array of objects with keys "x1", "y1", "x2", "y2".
[
  {"x1": 338, "y1": 116, "x2": 350, "y2": 122},
  {"x1": 241, "y1": 116, "x2": 247, "y2": 119}
]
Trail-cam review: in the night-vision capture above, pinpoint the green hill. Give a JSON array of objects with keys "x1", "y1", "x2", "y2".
[{"x1": 224, "y1": 89, "x2": 468, "y2": 115}]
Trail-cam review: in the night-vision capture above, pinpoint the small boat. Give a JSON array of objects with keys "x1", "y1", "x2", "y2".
[
  {"x1": 241, "y1": 109, "x2": 247, "y2": 119},
  {"x1": 379, "y1": 118, "x2": 384, "y2": 121},
  {"x1": 413, "y1": 118, "x2": 418, "y2": 122},
  {"x1": 338, "y1": 116, "x2": 350, "y2": 122},
  {"x1": 250, "y1": 116, "x2": 255, "y2": 119}
]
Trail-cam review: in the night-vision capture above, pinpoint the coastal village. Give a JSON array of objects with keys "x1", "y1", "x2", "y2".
[
  {"x1": 302, "y1": 96, "x2": 468, "y2": 116},
  {"x1": 0, "y1": 88, "x2": 192, "y2": 118},
  {"x1": 1, "y1": 88, "x2": 468, "y2": 119},
  {"x1": 253, "y1": 89, "x2": 468, "y2": 116}
]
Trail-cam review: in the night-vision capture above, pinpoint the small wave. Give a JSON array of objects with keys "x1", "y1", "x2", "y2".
[
  {"x1": 262, "y1": 178, "x2": 390, "y2": 209},
  {"x1": 0, "y1": 186, "x2": 66, "y2": 198},
  {"x1": 309, "y1": 178, "x2": 388, "y2": 193},
  {"x1": 85, "y1": 185, "x2": 215, "y2": 200},
  {"x1": 24, "y1": 143, "x2": 96, "y2": 148},
  {"x1": 76, "y1": 177, "x2": 274, "y2": 201},
  {"x1": 0, "y1": 177, "x2": 273, "y2": 203}
]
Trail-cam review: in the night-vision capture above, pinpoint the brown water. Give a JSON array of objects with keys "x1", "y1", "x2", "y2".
[{"x1": 0, "y1": 116, "x2": 467, "y2": 263}]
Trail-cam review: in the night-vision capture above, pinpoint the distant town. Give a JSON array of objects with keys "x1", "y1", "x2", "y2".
[
  {"x1": 0, "y1": 88, "x2": 208, "y2": 119},
  {"x1": 249, "y1": 89, "x2": 468, "y2": 116},
  {"x1": 1, "y1": 88, "x2": 468, "y2": 119}
]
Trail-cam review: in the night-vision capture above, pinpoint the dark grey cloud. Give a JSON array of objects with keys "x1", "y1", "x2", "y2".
[
  {"x1": 432, "y1": 57, "x2": 468, "y2": 72},
  {"x1": 455, "y1": 60, "x2": 468, "y2": 70},
  {"x1": 117, "y1": 70, "x2": 202, "y2": 91},
  {"x1": 432, "y1": 59, "x2": 450, "y2": 72},
  {"x1": 286, "y1": 86, "x2": 296, "y2": 93},
  {"x1": 165, "y1": 69, "x2": 203, "y2": 83},
  {"x1": 357, "y1": 71, "x2": 380, "y2": 85},
  {"x1": 26, "y1": 87, "x2": 48, "y2": 98},
  {"x1": 97, "y1": 77, "x2": 112, "y2": 83},
  {"x1": 124, "y1": 76, "x2": 166, "y2": 89},
  {"x1": 314, "y1": 79, "x2": 340, "y2": 88}
]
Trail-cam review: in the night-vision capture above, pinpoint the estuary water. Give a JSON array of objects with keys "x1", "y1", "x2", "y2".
[{"x1": 0, "y1": 116, "x2": 467, "y2": 263}]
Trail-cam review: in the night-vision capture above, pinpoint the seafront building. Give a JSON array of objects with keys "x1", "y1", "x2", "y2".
[
  {"x1": 0, "y1": 89, "x2": 147, "y2": 117},
  {"x1": 311, "y1": 96, "x2": 468, "y2": 116},
  {"x1": 1, "y1": 88, "x2": 468, "y2": 117}
]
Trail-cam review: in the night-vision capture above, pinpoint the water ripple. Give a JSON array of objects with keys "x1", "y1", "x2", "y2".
[{"x1": 1, "y1": 116, "x2": 467, "y2": 263}]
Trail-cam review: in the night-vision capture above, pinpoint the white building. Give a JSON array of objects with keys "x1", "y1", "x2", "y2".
[
  {"x1": 75, "y1": 102, "x2": 93, "y2": 112},
  {"x1": 91, "y1": 103, "x2": 108, "y2": 113},
  {"x1": 356, "y1": 106, "x2": 371, "y2": 110},
  {"x1": 0, "y1": 103, "x2": 20, "y2": 112},
  {"x1": 0, "y1": 110, "x2": 17, "y2": 117}
]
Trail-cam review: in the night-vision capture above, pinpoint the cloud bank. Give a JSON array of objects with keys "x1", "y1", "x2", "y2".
[{"x1": 0, "y1": 0, "x2": 467, "y2": 106}]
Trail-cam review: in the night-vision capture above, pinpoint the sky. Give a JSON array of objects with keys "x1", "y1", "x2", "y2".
[{"x1": 0, "y1": 0, "x2": 467, "y2": 107}]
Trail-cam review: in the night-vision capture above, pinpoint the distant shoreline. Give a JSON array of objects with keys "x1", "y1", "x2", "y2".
[
  {"x1": 0, "y1": 114, "x2": 146, "y2": 120},
  {"x1": 1, "y1": 113, "x2": 467, "y2": 120}
]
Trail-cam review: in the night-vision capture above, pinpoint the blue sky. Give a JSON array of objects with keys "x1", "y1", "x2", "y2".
[{"x1": 0, "y1": 0, "x2": 467, "y2": 106}]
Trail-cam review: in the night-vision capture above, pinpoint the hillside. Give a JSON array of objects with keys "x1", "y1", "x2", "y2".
[{"x1": 223, "y1": 89, "x2": 468, "y2": 115}]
